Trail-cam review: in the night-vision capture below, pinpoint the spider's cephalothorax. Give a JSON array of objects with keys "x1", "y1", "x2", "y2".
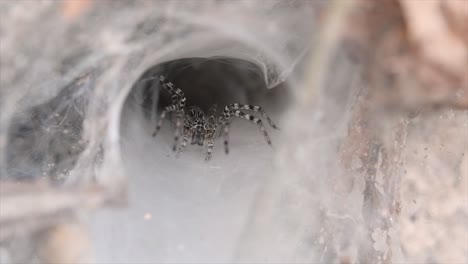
[
  {"x1": 185, "y1": 106, "x2": 206, "y2": 146},
  {"x1": 151, "y1": 75, "x2": 278, "y2": 161},
  {"x1": 178, "y1": 105, "x2": 218, "y2": 160}
]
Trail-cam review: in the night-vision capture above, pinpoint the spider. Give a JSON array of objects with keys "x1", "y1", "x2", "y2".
[{"x1": 151, "y1": 75, "x2": 278, "y2": 160}]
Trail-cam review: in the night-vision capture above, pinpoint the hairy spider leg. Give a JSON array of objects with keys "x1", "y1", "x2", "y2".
[
  {"x1": 158, "y1": 76, "x2": 186, "y2": 118},
  {"x1": 177, "y1": 126, "x2": 192, "y2": 157},
  {"x1": 205, "y1": 104, "x2": 217, "y2": 160},
  {"x1": 219, "y1": 103, "x2": 273, "y2": 154},
  {"x1": 159, "y1": 75, "x2": 185, "y2": 103},
  {"x1": 218, "y1": 105, "x2": 233, "y2": 154},
  {"x1": 157, "y1": 76, "x2": 187, "y2": 152},
  {"x1": 173, "y1": 98, "x2": 186, "y2": 151},
  {"x1": 173, "y1": 109, "x2": 184, "y2": 151},
  {"x1": 152, "y1": 105, "x2": 176, "y2": 137},
  {"x1": 231, "y1": 109, "x2": 272, "y2": 145},
  {"x1": 227, "y1": 103, "x2": 278, "y2": 129},
  {"x1": 221, "y1": 120, "x2": 231, "y2": 154}
]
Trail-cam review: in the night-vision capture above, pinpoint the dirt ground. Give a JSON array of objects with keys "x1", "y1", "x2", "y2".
[{"x1": 399, "y1": 109, "x2": 467, "y2": 263}]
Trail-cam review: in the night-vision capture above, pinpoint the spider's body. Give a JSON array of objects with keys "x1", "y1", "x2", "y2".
[
  {"x1": 151, "y1": 75, "x2": 277, "y2": 160},
  {"x1": 185, "y1": 106, "x2": 206, "y2": 146}
]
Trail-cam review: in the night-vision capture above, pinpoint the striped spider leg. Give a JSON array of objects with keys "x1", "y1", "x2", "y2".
[
  {"x1": 152, "y1": 75, "x2": 186, "y2": 151},
  {"x1": 177, "y1": 126, "x2": 192, "y2": 157},
  {"x1": 218, "y1": 103, "x2": 278, "y2": 155},
  {"x1": 205, "y1": 104, "x2": 218, "y2": 161}
]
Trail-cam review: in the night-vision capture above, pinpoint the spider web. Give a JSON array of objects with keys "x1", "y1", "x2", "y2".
[
  {"x1": 0, "y1": 1, "x2": 316, "y2": 263},
  {"x1": 2, "y1": 1, "x2": 466, "y2": 264}
]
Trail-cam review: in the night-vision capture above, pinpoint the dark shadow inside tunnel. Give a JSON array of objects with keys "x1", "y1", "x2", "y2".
[{"x1": 129, "y1": 57, "x2": 291, "y2": 120}]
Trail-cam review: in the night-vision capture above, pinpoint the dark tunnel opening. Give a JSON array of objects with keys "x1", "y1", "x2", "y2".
[
  {"x1": 123, "y1": 57, "x2": 291, "y2": 160},
  {"x1": 133, "y1": 57, "x2": 290, "y2": 118}
]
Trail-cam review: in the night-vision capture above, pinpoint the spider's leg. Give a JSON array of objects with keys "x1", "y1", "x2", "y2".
[
  {"x1": 218, "y1": 106, "x2": 233, "y2": 154},
  {"x1": 208, "y1": 104, "x2": 218, "y2": 128},
  {"x1": 221, "y1": 121, "x2": 232, "y2": 154},
  {"x1": 172, "y1": 109, "x2": 184, "y2": 152},
  {"x1": 228, "y1": 103, "x2": 278, "y2": 129},
  {"x1": 177, "y1": 126, "x2": 192, "y2": 157},
  {"x1": 158, "y1": 77, "x2": 187, "y2": 152},
  {"x1": 159, "y1": 75, "x2": 186, "y2": 118},
  {"x1": 206, "y1": 135, "x2": 214, "y2": 160},
  {"x1": 152, "y1": 105, "x2": 176, "y2": 137},
  {"x1": 205, "y1": 104, "x2": 218, "y2": 160},
  {"x1": 159, "y1": 75, "x2": 185, "y2": 103},
  {"x1": 231, "y1": 109, "x2": 272, "y2": 146}
]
